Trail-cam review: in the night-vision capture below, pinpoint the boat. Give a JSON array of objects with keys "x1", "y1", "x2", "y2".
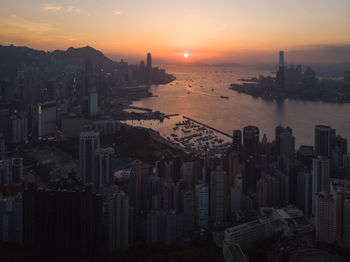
[{"x1": 220, "y1": 95, "x2": 229, "y2": 99}]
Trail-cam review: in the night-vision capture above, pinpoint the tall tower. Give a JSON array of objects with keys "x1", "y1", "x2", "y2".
[
  {"x1": 276, "y1": 51, "x2": 285, "y2": 89},
  {"x1": 147, "y1": 53, "x2": 152, "y2": 71},
  {"x1": 146, "y1": 53, "x2": 152, "y2": 81},
  {"x1": 79, "y1": 131, "x2": 100, "y2": 185},
  {"x1": 279, "y1": 51, "x2": 284, "y2": 67}
]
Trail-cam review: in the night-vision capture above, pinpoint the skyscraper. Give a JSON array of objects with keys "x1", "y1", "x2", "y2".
[
  {"x1": 280, "y1": 132, "x2": 295, "y2": 160},
  {"x1": 210, "y1": 165, "x2": 227, "y2": 225},
  {"x1": 88, "y1": 92, "x2": 98, "y2": 117},
  {"x1": 232, "y1": 129, "x2": 242, "y2": 152},
  {"x1": 129, "y1": 160, "x2": 142, "y2": 233},
  {"x1": 0, "y1": 159, "x2": 11, "y2": 185},
  {"x1": 275, "y1": 125, "x2": 292, "y2": 156},
  {"x1": 11, "y1": 113, "x2": 28, "y2": 144},
  {"x1": 0, "y1": 133, "x2": 5, "y2": 160},
  {"x1": 344, "y1": 154, "x2": 350, "y2": 180},
  {"x1": 95, "y1": 147, "x2": 114, "y2": 189},
  {"x1": 332, "y1": 135, "x2": 348, "y2": 168},
  {"x1": 315, "y1": 125, "x2": 335, "y2": 158},
  {"x1": 344, "y1": 196, "x2": 350, "y2": 248},
  {"x1": 334, "y1": 188, "x2": 346, "y2": 244},
  {"x1": 279, "y1": 51, "x2": 284, "y2": 67},
  {"x1": 228, "y1": 151, "x2": 240, "y2": 188},
  {"x1": 296, "y1": 171, "x2": 313, "y2": 217},
  {"x1": 181, "y1": 189, "x2": 195, "y2": 232},
  {"x1": 0, "y1": 193, "x2": 23, "y2": 245},
  {"x1": 79, "y1": 131, "x2": 100, "y2": 185},
  {"x1": 313, "y1": 156, "x2": 330, "y2": 197},
  {"x1": 243, "y1": 125, "x2": 259, "y2": 160},
  {"x1": 276, "y1": 51, "x2": 285, "y2": 89},
  {"x1": 195, "y1": 183, "x2": 209, "y2": 228},
  {"x1": 146, "y1": 52, "x2": 152, "y2": 81},
  {"x1": 38, "y1": 101, "x2": 56, "y2": 138},
  {"x1": 108, "y1": 188, "x2": 129, "y2": 251},
  {"x1": 147, "y1": 53, "x2": 152, "y2": 72},
  {"x1": 165, "y1": 210, "x2": 177, "y2": 245},
  {"x1": 11, "y1": 157, "x2": 23, "y2": 183},
  {"x1": 315, "y1": 192, "x2": 335, "y2": 244},
  {"x1": 312, "y1": 156, "x2": 330, "y2": 214}
]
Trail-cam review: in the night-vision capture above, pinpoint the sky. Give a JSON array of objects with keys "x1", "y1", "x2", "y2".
[{"x1": 0, "y1": 0, "x2": 350, "y2": 64}]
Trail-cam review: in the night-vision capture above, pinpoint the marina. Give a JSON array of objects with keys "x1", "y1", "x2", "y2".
[{"x1": 123, "y1": 114, "x2": 233, "y2": 155}]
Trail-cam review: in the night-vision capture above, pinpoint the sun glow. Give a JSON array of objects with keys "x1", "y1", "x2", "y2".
[{"x1": 184, "y1": 53, "x2": 189, "y2": 58}]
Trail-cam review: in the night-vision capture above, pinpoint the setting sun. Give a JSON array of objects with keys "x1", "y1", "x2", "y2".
[{"x1": 184, "y1": 53, "x2": 189, "y2": 59}]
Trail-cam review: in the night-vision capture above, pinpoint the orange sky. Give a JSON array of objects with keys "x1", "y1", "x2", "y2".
[{"x1": 1, "y1": 0, "x2": 350, "y2": 63}]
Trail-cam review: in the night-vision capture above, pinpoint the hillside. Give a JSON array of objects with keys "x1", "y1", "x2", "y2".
[{"x1": 0, "y1": 44, "x2": 116, "y2": 78}]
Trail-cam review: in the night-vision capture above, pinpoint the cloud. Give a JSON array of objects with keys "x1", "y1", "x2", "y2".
[
  {"x1": 112, "y1": 10, "x2": 121, "y2": 15},
  {"x1": 42, "y1": 4, "x2": 81, "y2": 14},
  {"x1": 66, "y1": 6, "x2": 74, "y2": 12},
  {"x1": 68, "y1": 38, "x2": 79, "y2": 42},
  {"x1": 0, "y1": 15, "x2": 55, "y2": 34},
  {"x1": 42, "y1": 4, "x2": 62, "y2": 11}
]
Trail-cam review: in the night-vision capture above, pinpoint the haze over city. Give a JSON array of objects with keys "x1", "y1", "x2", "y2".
[{"x1": 1, "y1": 0, "x2": 350, "y2": 64}]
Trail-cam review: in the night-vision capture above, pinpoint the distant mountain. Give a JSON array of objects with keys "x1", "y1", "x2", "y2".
[
  {"x1": 0, "y1": 44, "x2": 116, "y2": 78},
  {"x1": 50, "y1": 46, "x2": 115, "y2": 69}
]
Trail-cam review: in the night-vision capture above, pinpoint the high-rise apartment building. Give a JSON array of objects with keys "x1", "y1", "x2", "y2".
[
  {"x1": 195, "y1": 183, "x2": 209, "y2": 228},
  {"x1": 79, "y1": 131, "x2": 100, "y2": 185},
  {"x1": 315, "y1": 192, "x2": 335, "y2": 244}
]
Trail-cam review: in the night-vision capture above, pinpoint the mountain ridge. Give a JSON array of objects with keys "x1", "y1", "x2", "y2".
[{"x1": 0, "y1": 44, "x2": 116, "y2": 78}]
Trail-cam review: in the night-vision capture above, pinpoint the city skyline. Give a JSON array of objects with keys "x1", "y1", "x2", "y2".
[{"x1": 1, "y1": 0, "x2": 350, "y2": 64}]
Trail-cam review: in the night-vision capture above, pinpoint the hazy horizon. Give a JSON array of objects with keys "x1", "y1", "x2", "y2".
[{"x1": 1, "y1": 0, "x2": 350, "y2": 64}]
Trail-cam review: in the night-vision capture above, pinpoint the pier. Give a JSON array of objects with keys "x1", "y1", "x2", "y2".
[
  {"x1": 128, "y1": 106, "x2": 153, "y2": 112},
  {"x1": 183, "y1": 116, "x2": 233, "y2": 138},
  {"x1": 164, "y1": 113, "x2": 179, "y2": 118}
]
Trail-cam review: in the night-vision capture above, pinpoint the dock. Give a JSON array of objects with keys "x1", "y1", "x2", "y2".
[
  {"x1": 164, "y1": 113, "x2": 179, "y2": 118},
  {"x1": 128, "y1": 106, "x2": 153, "y2": 112},
  {"x1": 183, "y1": 116, "x2": 233, "y2": 138}
]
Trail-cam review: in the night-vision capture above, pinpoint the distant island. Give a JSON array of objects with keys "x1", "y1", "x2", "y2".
[{"x1": 230, "y1": 51, "x2": 350, "y2": 103}]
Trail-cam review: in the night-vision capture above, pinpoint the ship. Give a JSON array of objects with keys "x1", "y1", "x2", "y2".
[{"x1": 220, "y1": 95, "x2": 229, "y2": 99}]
